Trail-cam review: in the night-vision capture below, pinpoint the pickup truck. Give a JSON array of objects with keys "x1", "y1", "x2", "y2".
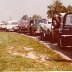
[
  {"x1": 58, "y1": 13, "x2": 72, "y2": 48},
  {"x1": 39, "y1": 18, "x2": 53, "y2": 40}
]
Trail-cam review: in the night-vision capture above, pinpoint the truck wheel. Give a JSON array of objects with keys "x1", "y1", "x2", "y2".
[
  {"x1": 41, "y1": 32, "x2": 46, "y2": 40},
  {"x1": 47, "y1": 30, "x2": 51, "y2": 41},
  {"x1": 40, "y1": 32, "x2": 43, "y2": 40}
]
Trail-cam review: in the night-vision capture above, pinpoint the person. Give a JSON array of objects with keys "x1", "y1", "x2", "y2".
[
  {"x1": 29, "y1": 19, "x2": 34, "y2": 35},
  {"x1": 52, "y1": 14, "x2": 61, "y2": 29},
  {"x1": 29, "y1": 20, "x2": 34, "y2": 26},
  {"x1": 51, "y1": 14, "x2": 61, "y2": 42}
]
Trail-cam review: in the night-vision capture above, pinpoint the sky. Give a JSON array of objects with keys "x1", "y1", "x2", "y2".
[{"x1": 0, "y1": 0, "x2": 72, "y2": 21}]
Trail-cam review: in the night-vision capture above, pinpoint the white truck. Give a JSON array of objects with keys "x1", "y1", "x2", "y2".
[
  {"x1": 39, "y1": 18, "x2": 53, "y2": 40},
  {"x1": 39, "y1": 13, "x2": 66, "y2": 41}
]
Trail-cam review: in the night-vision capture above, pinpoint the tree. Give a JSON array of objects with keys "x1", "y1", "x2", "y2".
[
  {"x1": 32, "y1": 14, "x2": 42, "y2": 20},
  {"x1": 53, "y1": 0, "x2": 67, "y2": 13},
  {"x1": 21, "y1": 15, "x2": 29, "y2": 20},
  {"x1": 47, "y1": 0, "x2": 67, "y2": 17},
  {"x1": 67, "y1": 5, "x2": 72, "y2": 13}
]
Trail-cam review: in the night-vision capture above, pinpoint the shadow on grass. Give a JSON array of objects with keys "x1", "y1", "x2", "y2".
[{"x1": 48, "y1": 58, "x2": 72, "y2": 63}]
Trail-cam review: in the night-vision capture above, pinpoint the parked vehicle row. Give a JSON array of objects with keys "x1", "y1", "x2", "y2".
[
  {"x1": 0, "y1": 20, "x2": 18, "y2": 31},
  {"x1": 23, "y1": 13, "x2": 72, "y2": 49},
  {"x1": 0, "y1": 13, "x2": 72, "y2": 49},
  {"x1": 42, "y1": 13, "x2": 72, "y2": 49},
  {"x1": 5, "y1": 20, "x2": 19, "y2": 31}
]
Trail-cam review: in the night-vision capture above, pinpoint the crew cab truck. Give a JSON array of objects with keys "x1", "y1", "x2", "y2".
[{"x1": 58, "y1": 13, "x2": 72, "y2": 48}]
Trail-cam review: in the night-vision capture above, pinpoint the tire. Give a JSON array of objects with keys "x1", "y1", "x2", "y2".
[
  {"x1": 47, "y1": 30, "x2": 51, "y2": 41},
  {"x1": 41, "y1": 31, "x2": 46, "y2": 40}
]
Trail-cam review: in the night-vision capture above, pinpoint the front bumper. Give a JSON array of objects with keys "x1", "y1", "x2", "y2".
[{"x1": 60, "y1": 35, "x2": 72, "y2": 47}]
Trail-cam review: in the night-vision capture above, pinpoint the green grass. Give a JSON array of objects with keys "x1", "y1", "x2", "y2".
[{"x1": 0, "y1": 32, "x2": 72, "y2": 71}]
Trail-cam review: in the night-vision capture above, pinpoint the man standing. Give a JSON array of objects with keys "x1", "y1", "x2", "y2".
[
  {"x1": 51, "y1": 13, "x2": 61, "y2": 42},
  {"x1": 52, "y1": 14, "x2": 61, "y2": 29},
  {"x1": 29, "y1": 19, "x2": 34, "y2": 35}
]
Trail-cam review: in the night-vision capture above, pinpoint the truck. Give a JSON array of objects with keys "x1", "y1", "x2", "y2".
[
  {"x1": 58, "y1": 13, "x2": 72, "y2": 48},
  {"x1": 18, "y1": 20, "x2": 29, "y2": 33},
  {"x1": 39, "y1": 13, "x2": 66, "y2": 42},
  {"x1": 39, "y1": 18, "x2": 53, "y2": 40}
]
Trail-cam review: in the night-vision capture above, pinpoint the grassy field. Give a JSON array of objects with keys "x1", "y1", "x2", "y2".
[{"x1": 0, "y1": 32, "x2": 72, "y2": 71}]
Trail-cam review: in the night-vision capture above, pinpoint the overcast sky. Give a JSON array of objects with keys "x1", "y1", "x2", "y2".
[{"x1": 0, "y1": 0, "x2": 72, "y2": 21}]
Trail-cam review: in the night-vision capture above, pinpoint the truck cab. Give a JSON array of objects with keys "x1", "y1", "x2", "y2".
[{"x1": 58, "y1": 13, "x2": 72, "y2": 48}]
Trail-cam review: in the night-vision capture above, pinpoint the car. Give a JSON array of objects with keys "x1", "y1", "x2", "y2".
[
  {"x1": 0, "y1": 22, "x2": 4, "y2": 30},
  {"x1": 0, "y1": 22, "x2": 7, "y2": 30},
  {"x1": 5, "y1": 20, "x2": 18, "y2": 31},
  {"x1": 58, "y1": 13, "x2": 72, "y2": 48}
]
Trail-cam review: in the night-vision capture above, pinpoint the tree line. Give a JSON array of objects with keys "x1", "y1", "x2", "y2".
[{"x1": 21, "y1": 0, "x2": 72, "y2": 20}]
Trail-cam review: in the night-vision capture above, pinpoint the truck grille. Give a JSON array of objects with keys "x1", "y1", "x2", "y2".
[
  {"x1": 61, "y1": 35, "x2": 72, "y2": 46},
  {"x1": 62, "y1": 29, "x2": 72, "y2": 35}
]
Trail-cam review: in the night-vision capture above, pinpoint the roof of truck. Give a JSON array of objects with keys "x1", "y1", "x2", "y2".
[{"x1": 60, "y1": 13, "x2": 66, "y2": 17}]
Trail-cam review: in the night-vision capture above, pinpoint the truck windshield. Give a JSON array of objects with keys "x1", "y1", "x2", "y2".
[{"x1": 66, "y1": 14, "x2": 72, "y2": 25}]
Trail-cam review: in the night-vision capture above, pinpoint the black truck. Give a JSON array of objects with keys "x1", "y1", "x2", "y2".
[{"x1": 57, "y1": 13, "x2": 72, "y2": 48}]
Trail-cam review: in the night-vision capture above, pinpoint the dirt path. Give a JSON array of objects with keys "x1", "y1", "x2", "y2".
[{"x1": 19, "y1": 33, "x2": 72, "y2": 61}]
